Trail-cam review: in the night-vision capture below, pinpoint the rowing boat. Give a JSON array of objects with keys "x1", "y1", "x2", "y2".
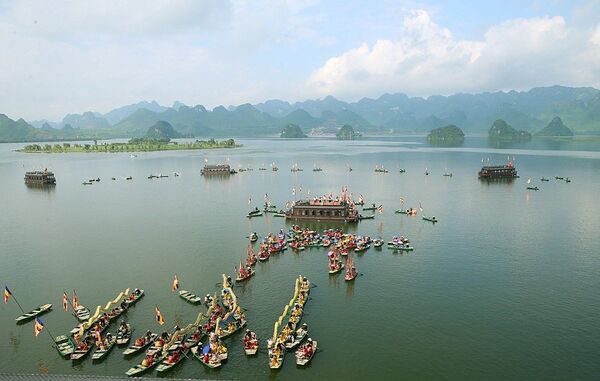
[
  {"x1": 243, "y1": 332, "x2": 259, "y2": 355},
  {"x1": 273, "y1": 212, "x2": 286, "y2": 217},
  {"x1": 358, "y1": 214, "x2": 375, "y2": 220},
  {"x1": 55, "y1": 335, "x2": 75, "y2": 358},
  {"x1": 123, "y1": 333, "x2": 158, "y2": 356},
  {"x1": 218, "y1": 318, "x2": 246, "y2": 339},
  {"x1": 156, "y1": 346, "x2": 188, "y2": 373},
  {"x1": 422, "y1": 216, "x2": 438, "y2": 223},
  {"x1": 295, "y1": 340, "x2": 317, "y2": 366},
  {"x1": 285, "y1": 325, "x2": 308, "y2": 349},
  {"x1": 125, "y1": 351, "x2": 167, "y2": 376},
  {"x1": 92, "y1": 336, "x2": 116, "y2": 361},
  {"x1": 192, "y1": 344, "x2": 222, "y2": 368},
  {"x1": 541, "y1": 177, "x2": 549, "y2": 182},
  {"x1": 116, "y1": 324, "x2": 132, "y2": 346},
  {"x1": 15, "y1": 304, "x2": 52, "y2": 324},
  {"x1": 526, "y1": 186, "x2": 539, "y2": 191},
  {"x1": 236, "y1": 268, "x2": 255, "y2": 282},
  {"x1": 373, "y1": 239, "x2": 384, "y2": 248},
  {"x1": 73, "y1": 305, "x2": 90, "y2": 322},
  {"x1": 178, "y1": 290, "x2": 202, "y2": 304},
  {"x1": 354, "y1": 244, "x2": 370, "y2": 253},
  {"x1": 247, "y1": 210, "x2": 263, "y2": 218},
  {"x1": 387, "y1": 244, "x2": 414, "y2": 251},
  {"x1": 328, "y1": 263, "x2": 344, "y2": 274},
  {"x1": 124, "y1": 289, "x2": 144, "y2": 307},
  {"x1": 362, "y1": 205, "x2": 378, "y2": 211},
  {"x1": 70, "y1": 340, "x2": 93, "y2": 361}
]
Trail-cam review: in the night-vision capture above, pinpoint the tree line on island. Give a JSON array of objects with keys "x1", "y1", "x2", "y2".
[{"x1": 1, "y1": 85, "x2": 595, "y2": 143}]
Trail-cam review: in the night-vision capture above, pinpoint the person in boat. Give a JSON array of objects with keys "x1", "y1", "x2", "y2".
[
  {"x1": 120, "y1": 300, "x2": 128, "y2": 310},
  {"x1": 204, "y1": 294, "x2": 212, "y2": 305},
  {"x1": 105, "y1": 332, "x2": 113, "y2": 344},
  {"x1": 167, "y1": 349, "x2": 180, "y2": 364}
]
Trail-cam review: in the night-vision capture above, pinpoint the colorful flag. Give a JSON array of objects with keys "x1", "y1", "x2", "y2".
[
  {"x1": 155, "y1": 306, "x2": 165, "y2": 325},
  {"x1": 94, "y1": 325, "x2": 102, "y2": 344},
  {"x1": 72, "y1": 290, "x2": 79, "y2": 309},
  {"x1": 377, "y1": 205, "x2": 384, "y2": 214},
  {"x1": 62, "y1": 292, "x2": 68, "y2": 311},
  {"x1": 3, "y1": 286, "x2": 11, "y2": 304},
  {"x1": 400, "y1": 197, "x2": 405, "y2": 205},
  {"x1": 171, "y1": 275, "x2": 179, "y2": 292},
  {"x1": 248, "y1": 196, "x2": 251, "y2": 205},
  {"x1": 419, "y1": 203, "x2": 423, "y2": 212},
  {"x1": 34, "y1": 317, "x2": 44, "y2": 337}
]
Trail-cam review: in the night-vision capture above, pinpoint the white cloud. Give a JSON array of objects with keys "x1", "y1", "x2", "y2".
[{"x1": 306, "y1": 9, "x2": 600, "y2": 100}]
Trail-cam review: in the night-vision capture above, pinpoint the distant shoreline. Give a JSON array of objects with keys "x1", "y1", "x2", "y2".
[{"x1": 15, "y1": 139, "x2": 241, "y2": 153}]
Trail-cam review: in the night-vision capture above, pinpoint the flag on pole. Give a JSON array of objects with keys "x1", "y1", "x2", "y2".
[
  {"x1": 72, "y1": 290, "x2": 79, "y2": 309},
  {"x1": 292, "y1": 187, "x2": 296, "y2": 196},
  {"x1": 62, "y1": 292, "x2": 68, "y2": 311},
  {"x1": 248, "y1": 196, "x2": 251, "y2": 205},
  {"x1": 34, "y1": 317, "x2": 44, "y2": 337},
  {"x1": 377, "y1": 205, "x2": 384, "y2": 214},
  {"x1": 400, "y1": 197, "x2": 405, "y2": 205},
  {"x1": 3, "y1": 286, "x2": 11, "y2": 304},
  {"x1": 171, "y1": 275, "x2": 179, "y2": 292},
  {"x1": 419, "y1": 203, "x2": 423, "y2": 212},
  {"x1": 155, "y1": 306, "x2": 165, "y2": 325}
]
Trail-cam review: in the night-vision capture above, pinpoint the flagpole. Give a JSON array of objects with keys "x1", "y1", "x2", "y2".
[
  {"x1": 41, "y1": 320, "x2": 58, "y2": 345},
  {"x1": 7, "y1": 289, "x2": 26, "y2": 314}
]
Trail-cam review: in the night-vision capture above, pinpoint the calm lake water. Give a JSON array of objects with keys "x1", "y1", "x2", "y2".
[{"x1": 1, "y1": 136, "x2": 599, "y2": 380}]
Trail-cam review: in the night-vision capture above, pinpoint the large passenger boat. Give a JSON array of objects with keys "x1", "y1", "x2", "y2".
[
  {"x1": 478, "y1": 162, "x2": 518, "y2": 179},
  {"x1": 201, "y1": 164, "x2": 237, "y2": 176},
  {"x1": 286, "y1": 199, "x2": 359, "y2": 223},
  {"x1": 24, "y1": 170, "x2": 56, "y2": 185}
]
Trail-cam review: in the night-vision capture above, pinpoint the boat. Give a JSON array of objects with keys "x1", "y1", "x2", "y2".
[
  {"x1": 264, "y1": 204, "x2": 278, "y2": 213},
  {"x1": 273, "y1": 211, "x2": 286, "y2": 217},
  {"x1": 565, "y1": 178, "x2": 571, "y2": 183},
  {"x1": 269, "y1": 344, "x2": 285, "y2": 369},
  {"x1": 82, "y1": 181, "x2": 93, "y2": 185},
  {"x1": 541, "y1": 177, "x2": 549, "y2": 182},
  {"x1": 15, "y1": 304, "x2": 52, "y2": 324},
  {"x1": 116, "y1": 324, "x2": 132, "y2": 345},
  {"x1": 192, "y1": 344, "x2": 222, "y2": 369},
  {"x1": 236, "y1": 266, "x2": 255, "y2": 282},
  {"x1": 55, "y1": 335, "x2": 75, "y2": 358},
  {"x1": 422, "y1": 216, "x2": 438, "y2": 223},
  {"x1": 285, "y1": 324, "x2": 308, "y2": 349},
  {"x1": 526, "y1": 186, "x2": 539, "y2": 191},
  {"x1": 123, "y1": 333, "x2": 158, "y2": 356},
  {"x1": 328, "y1": 262, "x2": 344, "y2": 275},
  {"x1": 398, "y1": 169, "x2": 406, "y2": 173},
  {"x1": 73, "y1": 305, "x2": 90, "y2": 322},
  {"x1": 555, "y1": 176, "x2": 564, "y2": 180},
  {"x1": 295, "y1": 339, "x2": 317, "y2": 366},
  {"x1": 362, "y1": 204, "x2": 378, "y2": 211},
  {"x1": 70, "y1": 339, "x2": 94, "y2": 361},
  {"x1": 125, "y1": 351, "x2": 167, "y2": 376},
  {"x1": 373, "y1": 239, "x2": 384, "y2": 248},
  {"x1": 345, "y1": 258, "x2": 357, "y2": 281},
  {"x1": 218, "y1": 318, "x2": 246, "y2": 339},
  {"x1": 124, "y1": 288, "x2": 144, "y2": 307},
  {"x1": 92, "y1": 335, "x2": 116, "y2": 361},
  {"x1": 247, "y1": 210, "x2": 263, "y2": 218},
  {"x1": 388, "y1": 244, "x2": 414, "y2": 251},
  {"x1": 125, "y1": 176, "x2": 132, "y2": 180},
  {"x1": 156, "y1": 346, "x2": 188, "y2": 373},
  {"x1": 243, "y1": 331, "x2": 259, "y2": 355},
  {"x1": 178, "y1": 290, "x2": 203, "y2": 304},
  {"x1": 354, "y1": 243, "x2": 370, "y2": 253},
  {"x1": 358, "y1": 214, "x2": 375, "y2": 220},
  {"x1": 25, "y1": 170, "x2": 56, "y2": 185},
  {"x1": 111, "y1": 177, "x2": 116, "y2": 180},
  {"x1": 249, "y1": 232, "x2": 259, "y2": 242},
  {"x1": 258, "y1": 250, "x2": 270, "y2": 261},
  {"x1": 443, "y1": 173, "x2": 453, "y2": 177}
]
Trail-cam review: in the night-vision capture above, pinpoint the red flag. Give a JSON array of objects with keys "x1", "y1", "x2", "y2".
[
  {"x1": 155, "y1": 306, "x2": 165, "y2": 325},
  {"x1": 171, "y1": 275, "x2": 179, "y2": 292},
  {"x1": 72, "y1": 290, "x2": 79, "y2": 309},
  {"x1": 62, "y1": 292, "x2": 68, "y2": 312}
]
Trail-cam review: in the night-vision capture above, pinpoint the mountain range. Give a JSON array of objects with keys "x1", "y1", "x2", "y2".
[{"x1": 2, "y1": 85, "x2": 599, "y2": 142}]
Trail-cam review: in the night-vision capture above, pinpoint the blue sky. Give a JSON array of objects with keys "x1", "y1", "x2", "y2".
[{"x1": 0, "y1": 0, "x2": 599, "y2": 121}]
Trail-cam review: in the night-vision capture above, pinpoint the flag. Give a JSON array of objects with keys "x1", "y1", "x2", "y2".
[
  {"x1": 264, "y1": 193, "x2": 269, "y2": 202},
  {"x1": 72, "y1": 290, "x2": 79, "y2": 309},
  {"x1": 400, "y1": 197, "x2": 405, "y2": 205},
  {"x1": 155, "y1": 306, "x2": 165, "y2": 325},
  {"x1": 34, "y1": 317, "x2": 44, "y2": 337},
  {"x1": 299, "y1": 186, "x2": 302, "y2": 193},
  {"x1": 62, "y1": 292, "x2": 68, "y2": 311},
  {"x1": 248, "y1": 196, "x2": 251, "y2": 205},
  {"x1": 377, "y1": 205, "x2": 384, "y2": 214},
  {"x1": 527, "y1": 178, "x2": 531, "y2": 184},
  {"x1": 419, "y1": 203, "x2": 423, "y2": 212},
  {"x1": 292, "y1": 187, "x2": 296, "y2": 196},
  {"x1": 3, "y1": 286, "x2": 11, "y2": 304},
  {"x1": 172, "y1": 275, "x2": 179, "y2": 292}
]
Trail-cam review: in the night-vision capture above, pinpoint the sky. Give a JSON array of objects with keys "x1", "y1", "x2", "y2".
[{"x1": 1, "y1": 0, "x2": 599, "y2": 121}]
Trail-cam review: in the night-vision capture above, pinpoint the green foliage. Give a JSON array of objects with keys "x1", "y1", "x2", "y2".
[
  {"x1": 488, "y1": 119, "x2": 532, "y2": 141},
  {"x1": 427, "y1": 124, "x2": 465, "y2": 145},
  {"x1": 280, "y1": 124, "x2": 307, "y2": 138},
  {"x1": 336, "y1": 124, "x2": 358, "y2": 140},
  {"x1": 535, "y1": 116, "x2": 574, "y2": 137}
]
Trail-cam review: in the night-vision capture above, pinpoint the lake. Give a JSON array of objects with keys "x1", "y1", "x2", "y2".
[{"x1": 1, "y1": 136, "x2": 599, "y2": 380}]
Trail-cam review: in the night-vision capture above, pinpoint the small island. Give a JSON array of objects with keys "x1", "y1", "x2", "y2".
[
  {"x1": 18, "y1": 121, "x2": 240, "y2": 153},
  {"x1": 280, "y1": 124, "x2": 307, "y2": 138},
  {"x1": 535, "y1": 116, "x2": 574, "y2": 137},
  {"x1": 488, "y1": 119, "x2": 532, "y2": 141},
  {"x1": 427, "y1": 124, "x2": 465, "y2": 145},
  {"x1": 336, "y1": 124, "x2": 359, "y2": 140}
]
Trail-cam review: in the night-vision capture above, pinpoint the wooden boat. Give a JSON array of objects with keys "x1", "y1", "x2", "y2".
[
  {"x1": 116, "y1": 324, "x2": 132, "y2": 345},
  {"x1": 328, "y1": 262, "x2": 344, "y2": 275},
  {"x1": 354, "y1": 243, "x2": 370, "y2": 253},
  {"x1": 362, "y1": 204, "x2": 378, "y2": 211},
  {"x1": 192, "y1": 344, "x2": 222, "y2": 369},
  {"x1": 273, "y1": 212, "x2": 286, "y2": 217},
  {"x1": 541, "y1": 177, "x2": 549, "y2": 182},
  {"x1": 398, "y1": 169, "x2": 406, "y2": 173},
  {"x1": 555, "y1": 176, "x2": 564, "y2": 180},
  {"x1": 373, "y1": 239, "x2": 384, "y2": 248},
  {"x1": 70, "y1": 341, "x2": 94, "y2": 361},
  {"x1": 236, "y1": 268, "x2": 255, "y2": 282},
  {"x1": 179, "y1": 290, "x2": 203, "y2": 304},
  {"x1": 526, "y1": 186, "x2": 539, "y2": 191},
  {"x1": 422, "y1": 216, "x2": 438, "y2": 223},
  {"x1": 92, "y1": 336, "x2": 116, "y2": 361},
  {"x1": 125, "y1": 176, "x2": 132, "y2": 180},
  {"x1": 345, "y1": 258, "x2": 357, "y2": 281},
  {"x1": 218, "y1": 318, "x2": 246, "y2": 339},
  {"x1": 358, "y1": 214, "x2": 375, "y2": 220},
  {"x1": 125, "y1": 351, "x2": 167, "y2": 376},
  {"x1": 565, "y1": 178, "x2": 571, "y2": 183},
  {"x1": 269, "y1": 346, "x2": 285, "y2": 369},
  {"x1": 249, "y1": 233, "x2": 258, "y2": 242},
  {"x1": 125, "y1": 289, "x2": 144, "y2": 307},
  {"x1": 285, "y1": 324, "x2": 308, "y2": 349},
  {"x1": 295, "y1": 340, "x2": 317, "y2": 366},
  {"x1": 82, "y1": 181, "x2": 93, "y2": 185},
  {"x1": 55, "y1": 335, "x2": 75, "y2": 358},
  {"x1": 15, "y1": 303, "x2": 52, "y2": 323},
  {"x1": 243, "y1": 332, "x2": 259, "y2": 355},
  {"x1": 74, "y1": 305, "x2": 90, "y2": 322},
  {"x1": 263, "y1": 205, "x2": 278, "y2": 213},
  {"x1": 258, "y1": 250, "x2": 270, "y2": 261},
  {"x1": 123, "y1": 333, "x2": 158, "y2": 356},
  {"x1": 246, "y1": 211, "x2": 263, "y2": 218},
  {"x1": 443, "y1": 173, "x2": 453, "y2": 177},
  {"x1": 156, "y1": 346, "x2": 188, "y2": 373},
  {"x1": 388, "y1": 244, "x2": 414, "y2": 251}
]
